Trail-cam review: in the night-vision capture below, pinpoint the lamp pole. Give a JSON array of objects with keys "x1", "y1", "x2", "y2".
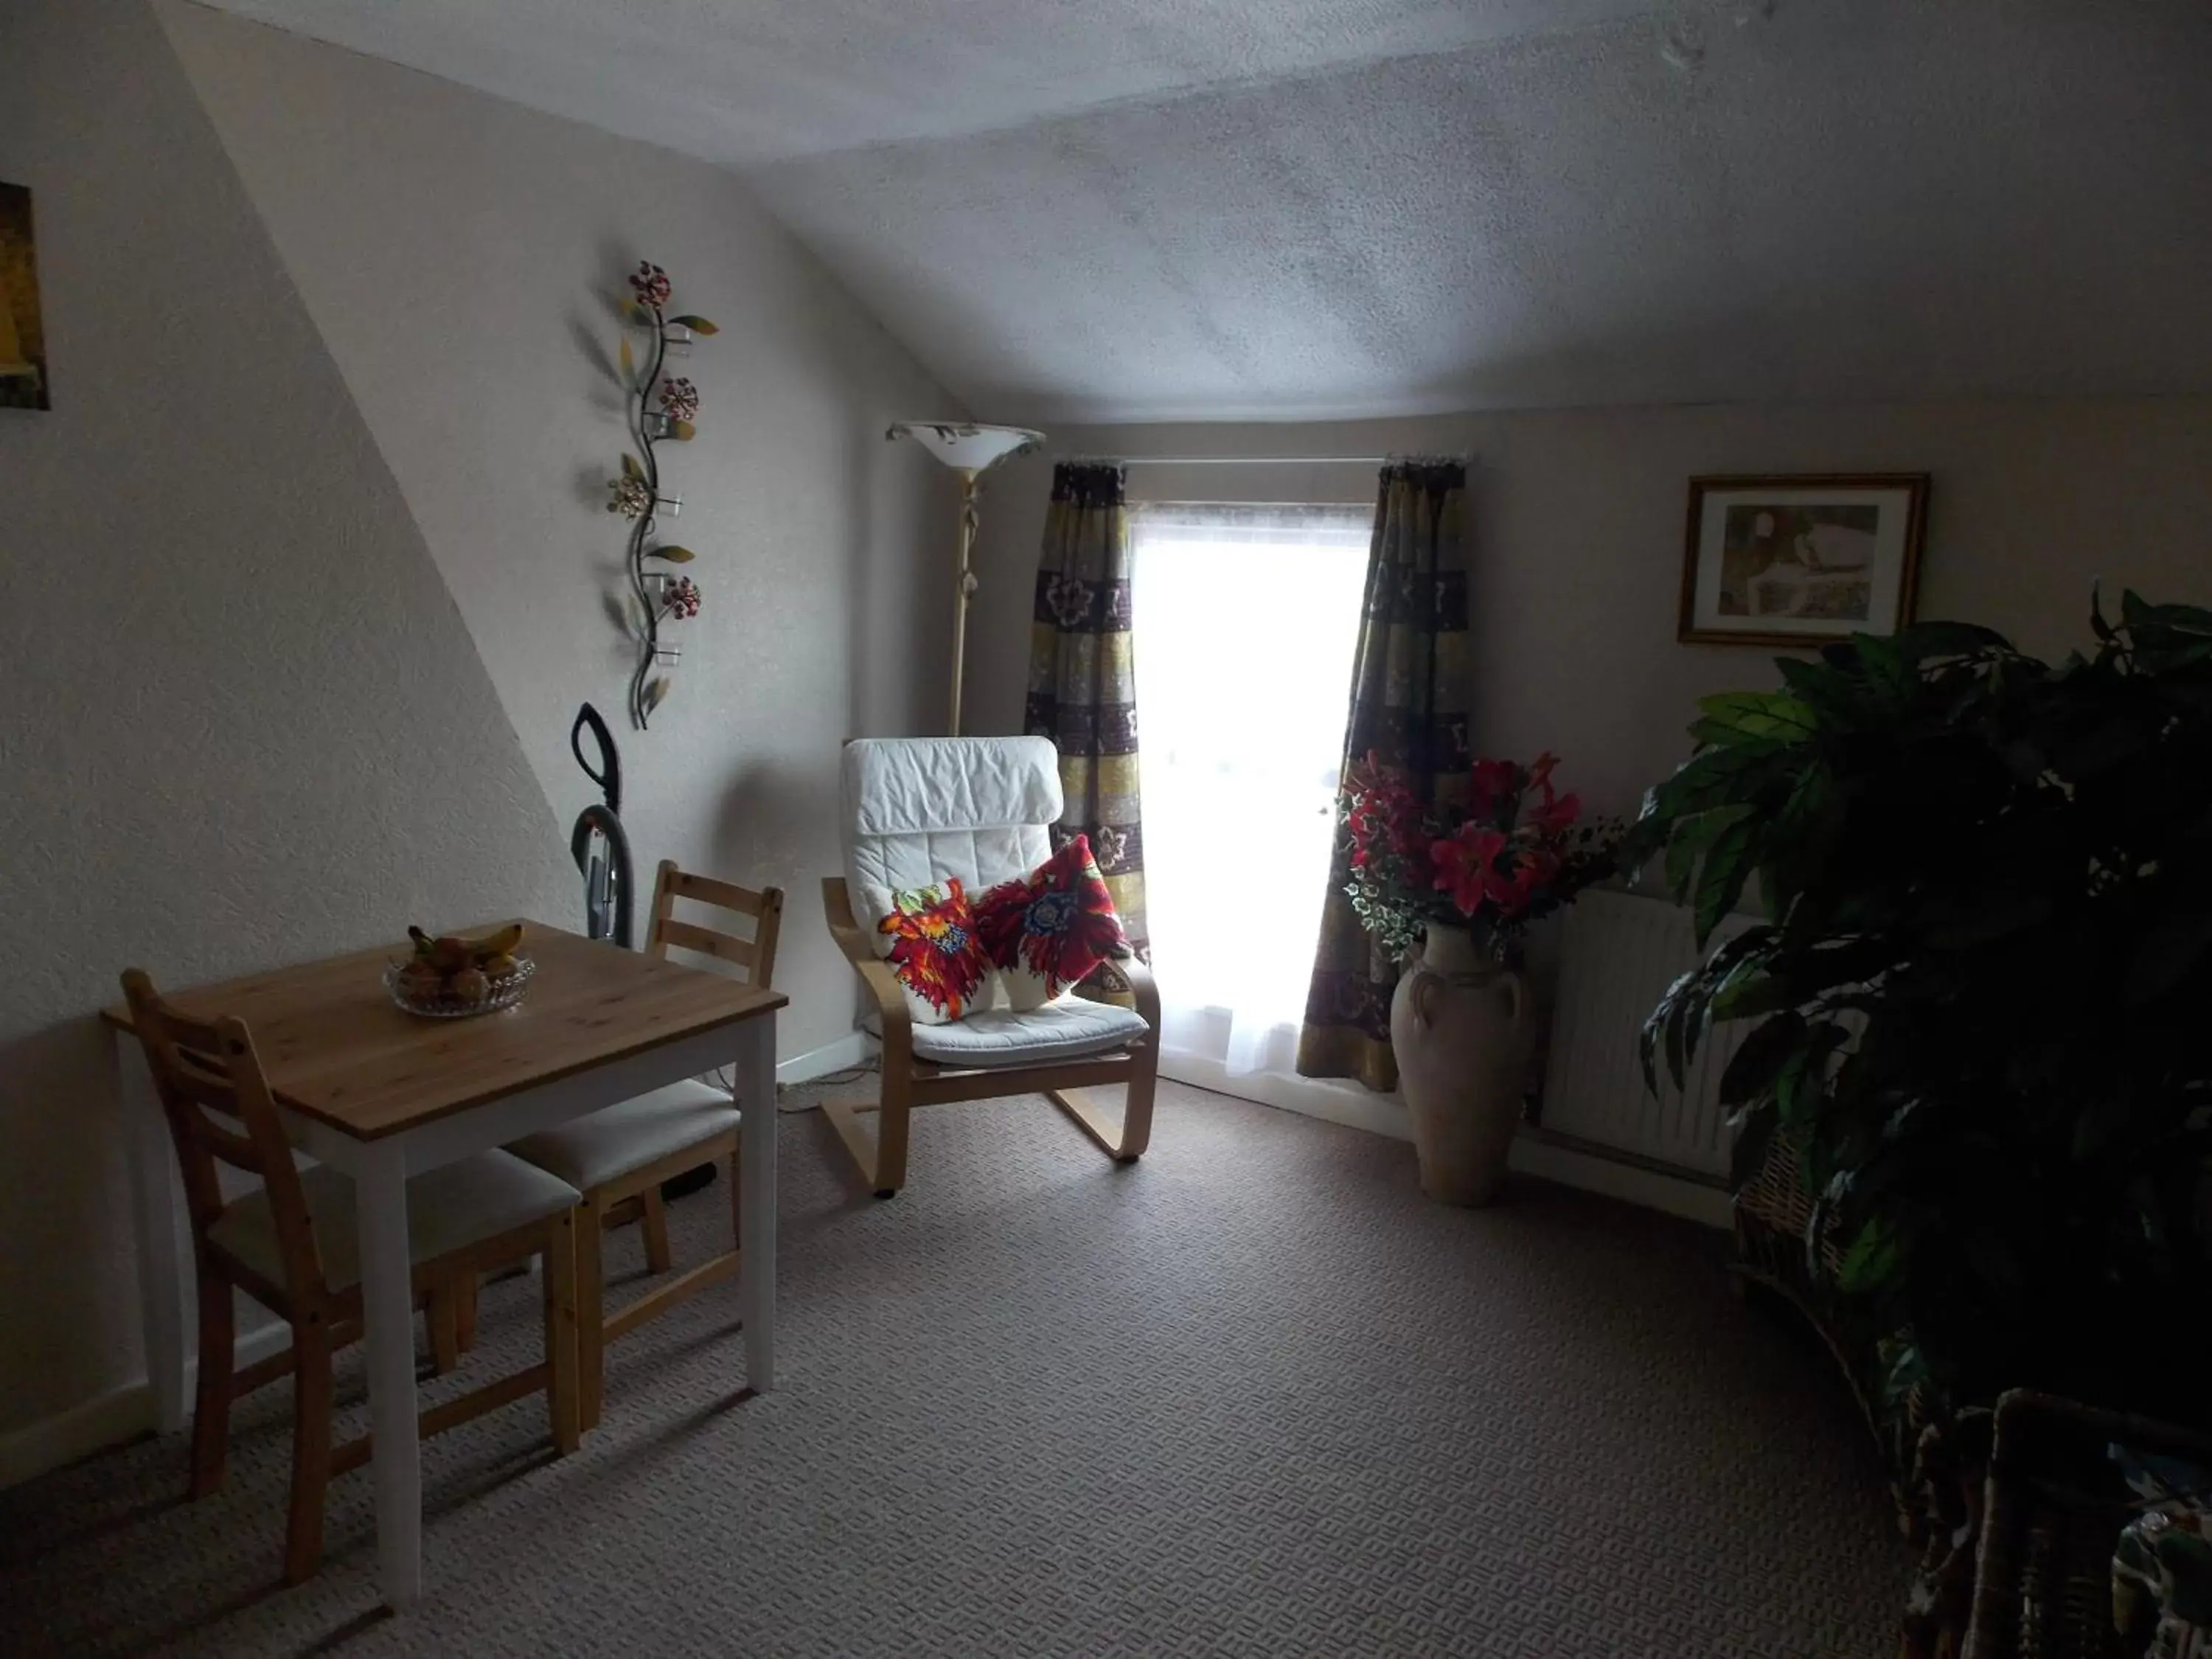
[
  {"x1": 949, "y1": 468, "x2": 980, "y2": 736},
  {"x1": 885, "y1": 422, "x2": 1046, "y2": 738}
]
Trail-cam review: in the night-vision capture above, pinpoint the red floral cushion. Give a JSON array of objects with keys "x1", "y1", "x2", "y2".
[
  {"x1": 973, "y1": 835, "x2": 1128, "y2": 1010},
  {"x1": 875, "y1": 878, "x2": 994, "y2": 1026}
]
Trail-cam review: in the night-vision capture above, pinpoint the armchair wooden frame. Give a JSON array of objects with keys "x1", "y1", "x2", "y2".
[
  {"x1": 820, "y1": 877, "x2": 1160, "y2": 1197},
  {"x1": 121, "y1": 970, "x2": 579, "y2": 1585}
]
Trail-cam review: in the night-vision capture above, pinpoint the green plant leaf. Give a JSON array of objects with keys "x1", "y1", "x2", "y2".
[
  {"x1": 1711, "y1": 971, "x2": 1802, "y2": 1021},
  {"x1": 1836, "y1": 1214, "x2": 1901, "y2": 1295},
  {"x1": 644, "y1": 676, "x2": 671, "y2": 713},
  {"x1": 620, "y1": 452, "x2": 641, "y2": 480},
  {"x1": 1663, "y1": 803, "x2": 1754, "y2": 899},
  {"x1": 647, "y1": 544, "x2": 696, "y2": 563},
  {"x1": 667, "y1": 419, "x2": 696, "y2": 442},
  {"x1": 669, "y1": 315, "x2": 720, "y2": 335},
  {"x1": 1693, "y1": 814, "x2": 1759, "y2": 946},
  {"x1": 1689, "y1": 691, "x2": 1818, "y2": 745},
  {"x1": 1718, "y1": 1011, "x2": 1808, "y2": 1108},
  {"x1": 1642, "y1": 967, "x2": 1700, "y2": 1094}
]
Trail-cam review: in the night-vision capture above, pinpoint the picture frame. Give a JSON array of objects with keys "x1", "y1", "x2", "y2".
[
  {"x1": 1, "y1": 181, "x2": 49, "y2": 413},
  {"x1": 1678, "y1": 473, "x2": 1928, "y2": 646}
]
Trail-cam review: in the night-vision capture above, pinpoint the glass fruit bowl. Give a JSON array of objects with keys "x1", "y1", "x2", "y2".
[{"x1": 383, "y1": 956, "x2": 535, "y2": 1019}]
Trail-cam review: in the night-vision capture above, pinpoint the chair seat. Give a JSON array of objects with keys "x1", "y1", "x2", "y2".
[
  {"x1": 870, "y1": 998, "x2": 1151, "y2": 1068},
  {"x1": 505, "y1": 1079, "x2": 739, "y2": 1192},
  {"x1": 206, "y1": 1152, "x2": 579, "y2": 1293}
]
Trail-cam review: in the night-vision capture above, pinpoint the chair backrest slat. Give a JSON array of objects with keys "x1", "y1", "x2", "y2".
[
  {"x1": 666, "y1": 868, "x2": 768, "y2": 918},
  {"x1": 657, "y1": 917, "x2": 754, "y2": 968},
  {"x1": 121, "y1": 969, "x2": 328, "y2": 1305},
  {"x1": 647, "y1": 860, "x2": 784, "y2": 991}
]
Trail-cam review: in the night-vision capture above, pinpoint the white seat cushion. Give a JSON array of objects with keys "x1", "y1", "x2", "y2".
[
  {"x1": 869, "y1": 998, "x2": 1151, "y2": 1068},
  {"x1": 206, "y1": 1151, "x2": 579, "y2": 1293},
  {"x1": 504, "y1": 1079, "x2": 739, "y2": 1192}
]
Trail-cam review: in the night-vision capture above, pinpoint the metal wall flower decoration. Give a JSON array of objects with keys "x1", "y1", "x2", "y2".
[{"x1": 605, "y1": 259, "x2": 719, "y2": 728}]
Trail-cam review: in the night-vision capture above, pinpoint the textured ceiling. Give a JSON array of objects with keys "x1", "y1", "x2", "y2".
[{"x1": 195, "y1": 0, "x2": 2212, "y2": 422}]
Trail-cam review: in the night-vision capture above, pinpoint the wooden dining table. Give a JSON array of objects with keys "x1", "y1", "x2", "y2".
[{"x1": 102, "y1": 919, "x2": 785, "y2": 1608}]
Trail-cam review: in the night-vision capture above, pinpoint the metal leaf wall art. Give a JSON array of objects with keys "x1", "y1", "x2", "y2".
[{"x1": 605, "y1": 260, "x2": 720, "y2": 729}]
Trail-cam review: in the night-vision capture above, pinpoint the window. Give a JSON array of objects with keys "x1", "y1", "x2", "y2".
[{"x1": 1132, "y1": 502, "x2": 1373, "y2": 1081}]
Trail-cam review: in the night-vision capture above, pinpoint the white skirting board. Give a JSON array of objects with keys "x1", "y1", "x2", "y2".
[
  {"x1": 1161, "y1": 1051, "x2": 1730, "y2": 1229},
  {"x1": 1158, "y1": 1048, "x2": 1413, "y2": 1141},
  {"x1": 777, "y1": 1029, "x2": 869, "y2": 1086},
  {"x1": 0, "y1": 1319, "x2": 291, "y2": 1492}
]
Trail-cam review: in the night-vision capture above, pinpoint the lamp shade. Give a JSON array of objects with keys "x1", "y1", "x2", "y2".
[{"x1": 887, "y1": 421, "x2": 1044, "y2": 474}]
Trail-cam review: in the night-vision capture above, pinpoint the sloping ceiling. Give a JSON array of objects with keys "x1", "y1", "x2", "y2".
[{"x1": 193, "y1": 0, "x2": 2212, "y2": 422}]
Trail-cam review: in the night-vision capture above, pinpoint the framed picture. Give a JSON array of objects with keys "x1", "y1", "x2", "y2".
[
  {"x1": 1, "y1": 181, "x2": 49, "y2": 412},
  {"x1": 1678, "y1": 473, "x2": 1928, "y2": 645}
]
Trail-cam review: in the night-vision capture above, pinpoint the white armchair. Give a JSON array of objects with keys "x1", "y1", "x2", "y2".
[{"x1": 821, "y1": 736, "x2": 1161, "y2": 1197}]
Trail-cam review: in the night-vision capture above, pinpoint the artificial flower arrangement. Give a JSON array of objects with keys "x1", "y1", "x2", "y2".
[{"x1": 1339, "y1": 750, "x2": 1619, "y2": 961}]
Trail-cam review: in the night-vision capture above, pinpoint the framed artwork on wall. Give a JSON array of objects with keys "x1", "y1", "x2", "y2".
[
  {"x1": 1679, "y1": 473, "x2": 1929, "y2": 645},
  {"x1": 1, "y1": 182, "x2": 49, "y2": 412}
]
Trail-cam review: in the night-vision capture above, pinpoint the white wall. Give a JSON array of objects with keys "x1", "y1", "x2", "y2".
[
  {"x1": 967, "y1": 400, "x2": 2212, "y2": 817},
  {"x1": 160, "y1": 0, "x2": 967, "y2": 1065},
  {"x1": 0, "y1": 0, "x2": 574, "y2": 1444}
]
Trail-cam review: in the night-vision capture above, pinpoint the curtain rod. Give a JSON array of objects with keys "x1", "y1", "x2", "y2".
[{"x1": 1051, "y1": 451, "x2": 1468, "y2": 467}]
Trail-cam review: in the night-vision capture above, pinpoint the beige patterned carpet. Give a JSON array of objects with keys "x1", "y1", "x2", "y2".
[{"x1": 0, "y1": 1079, "x2": 1907, "y2": 1656}]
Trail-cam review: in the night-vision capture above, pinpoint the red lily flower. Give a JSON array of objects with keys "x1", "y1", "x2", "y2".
[
  {"x1": 1469, "y1": 758, "x2": 1522, "y2": 822},
  {"x1": 1431, "y1": 824, "x2": 1508, "y2": 916}
]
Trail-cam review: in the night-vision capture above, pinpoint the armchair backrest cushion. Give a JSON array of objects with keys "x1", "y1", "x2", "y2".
[{"x1": 841, "y1": 737, "x2": 1061, "y2": 936}]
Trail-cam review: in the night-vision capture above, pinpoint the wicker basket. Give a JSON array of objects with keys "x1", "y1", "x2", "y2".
[{"x1": 1964, "y1": 1392, "x2": 2212, "y2": 1659}]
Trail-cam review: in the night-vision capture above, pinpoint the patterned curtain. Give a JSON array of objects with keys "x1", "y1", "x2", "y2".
[
  {"x1": 1026, "y1": 463, "x2": 1148, "y2": 997},
  {"x1": 1295, "y1": 459, "x2": 1472, "y2": 1091}
]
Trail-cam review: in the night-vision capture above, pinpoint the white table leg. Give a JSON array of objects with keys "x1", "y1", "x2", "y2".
[
  {"x1": 738, "y1": 1019, "x2": 776, "y2": 1393},
  {"x1": 116, "y1": 1032, "x2": 192, "y2": 1434},
  {"x1": 353, "y1": 1141, "x2": 423, "y2": 1607}
]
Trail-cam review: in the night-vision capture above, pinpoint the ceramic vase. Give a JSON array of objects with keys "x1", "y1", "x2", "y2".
[{"x1": 1390, "y1": 924, "x2": 1535, "y2": 1206}]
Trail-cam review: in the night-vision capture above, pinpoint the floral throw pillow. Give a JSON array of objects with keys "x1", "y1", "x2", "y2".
[
  {"x1": 973, "y1": 835, "x2": 1129, "y2": 1011},
  {"x1": 875, "y1": 878, "x2": 994, "y2": 1026}
]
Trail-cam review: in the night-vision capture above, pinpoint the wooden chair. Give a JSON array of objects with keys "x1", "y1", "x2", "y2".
[
  {"x1": 821, "y1": 736, "x2": 1161, "y2": 1198},
  {"x1": 505, "y1": 860, "x2": 783, "y2": 1430},
  {"x1": 120, "y1": 970, "x2": 582, "y2": 1585}
]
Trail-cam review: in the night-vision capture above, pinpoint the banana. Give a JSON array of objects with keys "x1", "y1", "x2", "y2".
[{"x1": 467, "y1": 922, "x2": 526, "y2": 963}]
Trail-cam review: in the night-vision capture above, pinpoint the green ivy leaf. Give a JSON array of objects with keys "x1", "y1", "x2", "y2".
[
  {"x1": 647, "y1": 545, "x2": 696, "y2": 563},
  {"x1": 669, "y1": 315, "x2": 720, "y2": 335}
]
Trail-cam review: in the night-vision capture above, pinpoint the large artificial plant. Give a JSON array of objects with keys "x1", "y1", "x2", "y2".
[{"x1": 1626, "y1": 594, "x2": 2212, "y2": 1425}]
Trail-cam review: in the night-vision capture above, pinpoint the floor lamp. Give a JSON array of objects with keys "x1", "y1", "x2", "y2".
[{"x1": 887, "y1": 421, "x2": 1045, "y2": 735}]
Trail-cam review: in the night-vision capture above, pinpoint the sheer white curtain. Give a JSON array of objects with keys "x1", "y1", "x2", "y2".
[{"x1": 1133, "y1": 502, "x2": 1373, "y2": 1081}]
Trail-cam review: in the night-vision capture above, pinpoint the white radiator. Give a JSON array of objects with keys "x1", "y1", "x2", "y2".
[{"x1": 1539, "y1": 888, "x2": 1754, "y2": 1180}]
